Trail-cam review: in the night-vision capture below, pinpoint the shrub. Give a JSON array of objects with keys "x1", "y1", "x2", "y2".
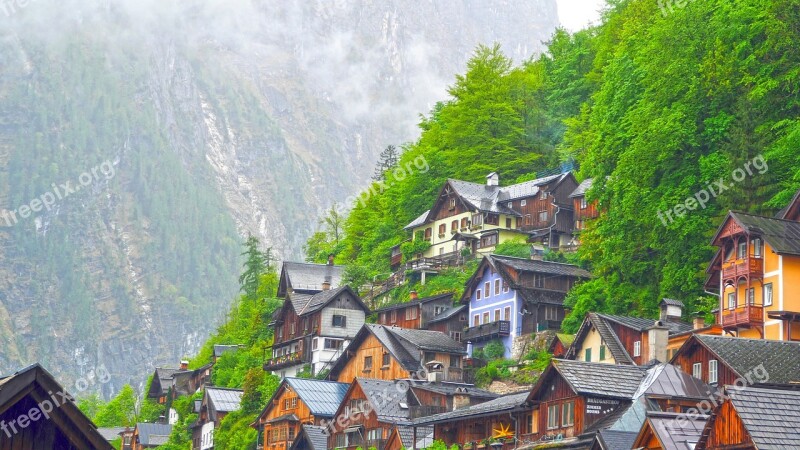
[{"x1": 483, "y1": 340, "x2": 506, "y2": 360}]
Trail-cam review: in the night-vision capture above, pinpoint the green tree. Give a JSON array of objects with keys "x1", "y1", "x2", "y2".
[
  {"x1": 239, "y1": 235, "x2": 271, "y2": 301},
  {"x1": 93, "y1": 385, "x2": 137, "y2": 427}
]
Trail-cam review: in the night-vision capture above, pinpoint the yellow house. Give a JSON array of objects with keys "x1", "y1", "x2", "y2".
[
  {"x1": 400, "y1": 172, "x2": 578, "y2": 266},
  {"x1": 705, "y1": 190, "x2": 800, "y2": 341}
]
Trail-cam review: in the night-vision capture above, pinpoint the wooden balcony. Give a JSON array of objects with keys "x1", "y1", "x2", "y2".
[
  {"x1": 263, "y1": 350, "x2": 306, "y2": 371},
  {"x1": 464, "y1": 320, "x2": 511, "y2": 342},
  {"x1": 722, "y1": 257, "x2": 763, "y2": 280},
  {"x1": 409, "y1": 405, "x2": 449, "y2": 419},
  {"x1": 720, "y1": 305, "x2": 764, "y2": 329}
]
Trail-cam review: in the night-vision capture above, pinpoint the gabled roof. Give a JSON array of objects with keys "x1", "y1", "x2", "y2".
[
  {"x1": 407, "y1": 380, "x2": 498, "y2": 400},
  {"x1": 569, "y1": 177, "x2": 593, "y2": 198},
  {"x1": 709, "y1": 386, "x2": 800, "y2": 448},
  {"x1": 413, "y1": 391, "x2": 529, "y2": 425},
  {"x1": 278, "y1": 261, "x2": 344, "y2": 296},
  {"x1": 777, "y1": 188, "x2": 800, "y2": 220},
  {"x1": 565, "y1": 312, "x2": 693, "y2": 364},
  {"x1": 328, "y1": 324, "x2": 465, "y2": 379},
  {"x1": 275, "y1": 285, "x2": 369, "y2": 323},
  {"x1": 334, "y1": 378, "x2": 414, "y2": 423},
  {"x1": 674, "y1": 335, "x2": 800, "y2": 385},
  {"x1": 530, "y1": 359, "x2": 649, "y2": 401},
  {"x1": 642, "y1": 364, "x2": 715, "y2": 400},
  {"x1": 373, "y1": 293, "x2": 454, "y2": 314},
  {"x1": 135, "y1": 423, "x2": 173, "y2": 446},
  {"x1": 394, "y1": 425, "x2": 434, "y2": 449},
  {"x1": 428, "y1": 304, "x2": 467, "y2": 324},
  {"x1": 594, "y1": 429, "x2": 638, "y2": 450},
  {"x1": 289, "y1": 425, "x2": 328, "y2": 450},
  {"x1": 206, "y1": 387, "x2": 243, "y2": 414},
  {"x1": 710, "y1": 211, "x2": 800, "y2": 255},
  {"x1": 0, "y1": 364, "x2": 113, "y2": 449},
  {"x1": 285, "y1": 378, "x2": 349, "y2": 417},
  {"x1": 148, "y1": 367, "x2": 179, "y2": 397},
  {"x1": 635, "y1": 412, "x2": 707, "y2": 450},
  {"x1": 404, "y1": 172, "x2": 575, "y2": 229}
]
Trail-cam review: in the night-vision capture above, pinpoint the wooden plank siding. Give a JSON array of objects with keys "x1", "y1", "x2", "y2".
[
  {"x1": 672, "y1": 342, "x2": 739, "y2": 386},
  {"x1": 328, "y1": 383, "x2": 392, "y2": 450},
  {"x1": 704, "y1": 400, "x2": 755, "y2": 450},
  {"x1": 335, "y1": 334, "x2": 412, "y2": 383},
  {"x1": 258, "y1": 385, "x2": 316, "y2": 450},
  {"x1": 377, "y1": 305, "x2": 421, "y2": 329},
  {"x1": 607, "y1": 321, "x2": 648, "y2": 366}
]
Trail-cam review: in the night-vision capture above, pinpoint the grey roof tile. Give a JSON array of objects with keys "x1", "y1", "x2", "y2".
[
  {"x1": 645, "y1": 412, "x2": 707, "y2": 450},
  {"x1": 404, "y1": 210, "x2": 431, "y2": 230},
  {"x1": 553, "y1": 359, "x2": 649, "y2": 399},
  {"x1": 489, "y1": 254, "x2": 592, "y2": 279},
  {"x1": 597, "y1": 313, "x2": 693, "y2": 334},
  {"x1": 429, "y1": 304, "x2": 467, "y2": 324},
  {"x1": 397, "y1": 426, "x2": 434, "y2": 448},
  {"x1": 358, "y1": 378, "x2": 414, "y2": 421},
  {"x1": 569, "y1": 177, "x2": 593, "y2": 198},
  {"x1": 695, "y1": 335, "x2": 800, "y2": 384},
  {"x1": 724, "y1": 386, "x2": 800, "y2": 447},
  {"x1": 281, "y1": 261, "x2": 344, "y2": 293},
  {"x1": 135, "y1": 423, "x2": 173, "y2": 446},
  {"x1": 206, "y1": 387, "x2": 243, "y2": 413},
  {"x1": 596, "y1": 429, "x2": 637, "y2": 450},
  {"x1": 413, "y1": 391, "x2": 529, "y2": 425},
  {"x1": 728, "y1": 212, "x2": 800, "y2": 255},
  {"x1": 285, "y1": 378, "x2": 349, "y2": 417},
  {"x1": 373, "y1": 293, "x2": 454, "y2": 314},
  {"x1": 291, "y1": 425, "x2": 328, "y2": 450}
]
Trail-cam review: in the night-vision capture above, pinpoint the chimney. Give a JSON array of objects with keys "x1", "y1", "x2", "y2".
[
  {"x1": 180, "y1": 360, "x2": 189, "y2": 370},
  {"x1": 453, "y1": 388, "x2": 471, "y2": 410},
  {"x1": 327, "y1": 254, "x2": 335, "y2": 266},
  {"x1": 693, "y1": 316, "x2": 706, "y2": 330},
  {"x1": 410, "y1": 290, "x2": 419, "y2": 300},
  {"x1": 322, "y1": 275, "x2": 331, "y2": 291},
  {"x1": 647, "y1": 321, "x2": 669, "y2": 363},
  {"x1": 157, "y1": 415, "x2": 167, "y2": 424},
  {"x1": 659, "y1": 298, "x2": 684, "y2": 323},
  {"x1": 486, "y1": 172, "x2": 499, "y2": 187}
]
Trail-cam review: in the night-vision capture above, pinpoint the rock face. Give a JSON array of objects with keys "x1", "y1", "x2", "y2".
[{"x1": 0, "y1": 0, "x2": 559, "y2": 398}]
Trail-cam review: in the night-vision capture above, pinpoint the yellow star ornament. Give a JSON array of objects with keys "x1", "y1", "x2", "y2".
[{"x1": 493, "y1": 422, "x2": 514, "y2": 439}]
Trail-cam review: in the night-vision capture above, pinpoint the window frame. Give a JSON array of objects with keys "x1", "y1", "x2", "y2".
[
  {"x1": 561, "y1": 401, "x2": 575, "y2": 427},
  {"x1": 633, "y1": 341, "x2": 641, "y2": 357},
  {"x1": 764, "y1": 283, "x2": 774, "y2": 307},
  {"x1": 546, "y1": 404, "x2": 560, "y2": 430},
  {"x1": 504, "y1": 306, "x2": 511, "y2": 321},
  {"x1": 332, "y1": 314, "x2": 347, "y2": 328},
  {"x1": 584, "y1": 348, "x2": 592, "y2": 362},
  {"x1": 484, "y1": 282, "x2": 491, "y2": 298},
  {"x1": 728, "y1": 292, "x2": 736, "y2": 310},
  {"x1": 483, "y1": 312, "x2": 490, "y2": 324},
  {"x1": 709, "y1": 360, "x2": 718, "y2": 384},
  {"x1": 693, "y1": 362, "x2": 703, "y2": 379}
]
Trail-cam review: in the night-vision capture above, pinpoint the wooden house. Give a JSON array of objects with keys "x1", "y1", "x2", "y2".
[
  {"x1": 277, "y1": 258, "x2": 344, "y2": 297},
  {"x1": 266, "y1": 285, "x2": 369, "y2": 377},
  {"x1": 704, "y1": 190, "x2": 800, "y2": 341},
  {"x1": 326, "y1": 378, "x2": 434, "y2": 450},
  {"x1": 565, "y1": 300, "x2": 700, "y2": 366},
  {"x1": 190, "y1": 387, "x2": 242, "y2": 450},
  {"x1": 461, "y1": 255, "x2": 591, "y2": 359},
  {"x1": 146, "y1": 361, "x2": 212, "y2": 404},
  {"x1": 0, "y1": 364, "x2": 113, "y2": 450},
  {"x1": 696, "y1": 386, "x2": 800, "y2": 449},
  {"x1": 327, "y1": 324, "x2": 466, "y2": 384},
  {"x1": 374, "y1": 292, "x2": 455, "y2": 329},
  {"x1": 631, "y1": 412, "x2": 707, "y2": 450},
  {"x1": 251, "y1": 377, "x2": 348, "y2": 450},
  {"x1": 401, "y1": 171, "x2": 579, "y2": 267},
  {"x1": 131, "y1": 423, "x2": 172, "y2": 449},
  {"x1": 669, "y1": 334, "x2": 800, "y2": 387},
  {"x1": 549, "y1": 333, "x2": 576, "y2": 358},
  {"x1": 569, "y1": 178, "x2": 599, "y2": 237},
  {"x1": 385, "y1": 426, "x2": 433, "y2": 450}
]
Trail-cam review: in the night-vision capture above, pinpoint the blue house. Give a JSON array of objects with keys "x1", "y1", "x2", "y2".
[{"x1": 460, "y1": 255, "x2": 591, "y2": 358}]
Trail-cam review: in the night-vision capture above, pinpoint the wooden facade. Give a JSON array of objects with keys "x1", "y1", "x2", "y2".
[
  {"x1": 257, "y1": 387, "x2": 313, "y2": 450},
  {"x1": 327, "y1": 382, "x2": 393, "y2": 450},
  {"x1": 334, "y1": 333, "x2": 413, "y2": 383},
  {"x1": 670, "y1": 337, "x2": 739, "y2": 387},
  {"x1": 702, "y1": 400, "x2": 754, "y2": 449}
]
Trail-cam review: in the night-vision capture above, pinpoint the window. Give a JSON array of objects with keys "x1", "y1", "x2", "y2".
[
  {"x1": 580, "y1": 197, "x2": 588, "y2": 209},
  {"x1": 692, "y1": 362, "x2": 703, "y2": 379},
  {"x1": 747, "y1": 288, "x2": 755, "y2": 305},
  {"x1": 524, "y1": 214, "x2": 532, "y2": 225},
  {"x1": 504, "y1": 306, "x2": 511, "y2": 321},
  {"x1": 485, "y1": 282, "x2": 491, "y2": 298},
  {"x1": 382, "y1": 352, "x2": 391, "y2": 367},
  {"x1": 461, "y1": 217, "x2": 468, "y2": 229},
  {"x1": 473, "y1": 315, "x2": 480, "y2": 326},
  {"x1": 405, "y1": 307, "x2": 418, "y2": 320},
  {"x1": 494, "y1": 309, "x2": 501, "y2": 322},
  {"x1": 493, "y1": 279, "x2": 500, "y2": 296},
  {"x1": 312, "y1": 338, "x2": 319, "y2": 350},
  {"x1": 438, "y1": 223, "x2": 446, "y2": 236},
  {"x1": 364, "y1": 356, "x2": 373, "y2": 370},
  {"x1": 476, "y1": 288, "x2": 482, "y2": 300},
  {"x1": 764, "y1": 283, "x2": 774, "y2": 306},
  {"x1": 324, "y1": 339, "x2": 343, "y2": 350},
  {"x1": 738, "y1": 241, "x2": 747, "y2": 258},
  {"x1": 450, "y1": 331, "x2": 462, "y2": 342},
  {"x1": 547, "y1": 404, "x2": 560, "y2": 430},
  {"x1": 541, "y1": 191, "x2": 549, "y2": 199},
  {"x1": 503, "y1": 280, "x2": 509, "y2": 293},
  {"x1": 486, "y1": 214, "x2": 499, "y2": 225},
  {"x1": 506, "y1": 217, "x2": 512, "y2": 228},
  {"x1": 584, "y1": 348, "x2": 592, "y2": 362},
  {"x1": 460, "y1": 314, "x2": 467, "y2": 322},
  {"x1": 434, "y1": 306, "x2": 445, "y2": 316},
  {"x1": 449, "y1": 198, "x2": 456, "y2": 209},
  {"x1": 367, "y1": 428, "x2": 383, "y2": 442},
  {"x1": 451, "y1": 220, "x2": 458, "y2": 232},
  {"x1": 424, "y1": 228, "x2": 432, "y2": 240},
  {"x1": 633, "y1": 341, "x2": 641, "y2": 357},
  {"x1": 483, "y1": 312, "x2": 490, "y2": 324},
  {"x1": 472, "y1": 213, "x2": 484, "y2": 227},
  {"x1": 450, "y1": 355, "x2": 461, "y2": 367},
  {"x1": 533, "y1": 274, "x2": 545, "y2": 288},
  {"x1": 529, "y1": 410, "x2": 539, "y2": 434},
  {"x1": 380, "y1": 312, "x2": 386, "y2": 323},
  {"x1": 562, "y1": 401, "x2": 575, "y2": 427},
  {"x1": 390, "y1": 310, "x2": 397, "y2": 323},
  {"x1": 728, "y1": 292, "x2": 736, "y2": 309},
  {"x1": 752, "y1": 238, "x2": 763, "y2": 257},
  {"x1": 424, "y1": 352, "x2": 436, "y2": 362},
  {"x1": 521, "y1": 199, "x2": 527, "y2": 206},
  {"x1": 538, "y1": 211, "x2": 548, "y2": 222},
  {"x1": 336, "y1": 433, "x2": 347, "y2": 448},
  {"x1": 332, "y1": 315, "x2": 347, "y2": 328},
  {"x1": 599, "y1": 344, "x2": 606, "y2": 361},
  {"x1": 284, "y1": 397, "x2": 298, "y2": 410},
  {"x1": 709, "y1": 360, "x2": 718, "y2": 384},
  {"x1": 480, "y1": 233, "x2": 498, "y2": 248},
  {"x1": 545, "y1": 305, "x2": 559, "y2": 321}
]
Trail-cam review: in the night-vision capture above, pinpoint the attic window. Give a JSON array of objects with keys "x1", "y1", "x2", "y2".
[
  {"x1": 399, "y1": 402, "x2": 408, "y2": 409},
  {"x1": 332, "y1": 315, "x2": 347, "y2": 328},
  {"x1": 449, "y1": 198, "x2": 456, "y2": 209},
  {"x1": 541, "y1": 191, "x2": 549, "y2": 199}
]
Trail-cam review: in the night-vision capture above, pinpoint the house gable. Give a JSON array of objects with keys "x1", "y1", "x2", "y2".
[
  {"x1": 701, "y1": 399, "x2": 754, "y2": 449},
  {"x1": 333, "y1": 332, "x2": 411, "y2": 383}
]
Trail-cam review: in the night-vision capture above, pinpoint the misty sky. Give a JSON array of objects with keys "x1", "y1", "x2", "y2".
[{"x1": 557, "y1": 0, "x2": 605, "y2": 31}]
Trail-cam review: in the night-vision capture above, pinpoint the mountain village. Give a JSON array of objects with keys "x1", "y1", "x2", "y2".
[{"x1": 4, "y1": 170, "x2": 800, "y2": 450}]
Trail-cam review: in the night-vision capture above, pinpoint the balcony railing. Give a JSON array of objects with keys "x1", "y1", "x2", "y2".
[
  {"x1": 366, "y1": 439, "x2": 388, "y2": 450},
  {"x1": 263, "y1": 350, "x2": 305, "y2": 371},
  {"x1": 409, "y1": 405, "x2": 449, "y2": 419},
  {"x1": 464, "y1": 320, "x2": 511, "y2": 342},
  {"x1": 722, "y1": 257, "x2": 763, "y2": 280},
  {"x1": 720, "y1": 305, "x2": 764, "y2": 329}
]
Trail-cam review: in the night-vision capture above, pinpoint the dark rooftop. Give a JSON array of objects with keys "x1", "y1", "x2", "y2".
[{"x1": 693, "y1": 335, "x2": 800, "y2": 385}]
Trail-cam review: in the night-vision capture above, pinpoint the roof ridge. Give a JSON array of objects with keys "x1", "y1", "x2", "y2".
[{"x1": 731, "y1": 210, "x2": 800, "y2": 225}]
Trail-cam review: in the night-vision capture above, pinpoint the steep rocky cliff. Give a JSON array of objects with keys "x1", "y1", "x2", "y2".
[{"x1": 0, "y1": 0, "x2": 559, "y2": 397}]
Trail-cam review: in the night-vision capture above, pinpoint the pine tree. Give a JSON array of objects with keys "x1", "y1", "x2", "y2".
[
  {"x1": 239, "y1": 235, "x2": 270, "y2": 301},
  {"x1": 372, "y1": 145, "x2": 399, "y2": 181}
]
